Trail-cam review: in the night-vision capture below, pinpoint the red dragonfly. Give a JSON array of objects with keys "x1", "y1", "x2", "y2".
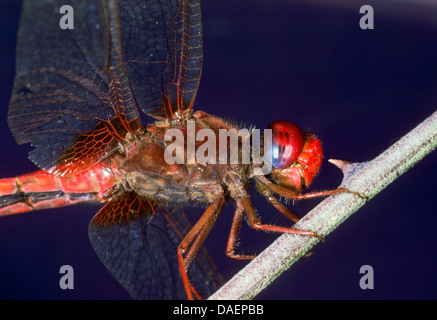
[{"x1": 0, "y1": 0, "x2": 362, "y2": 299}]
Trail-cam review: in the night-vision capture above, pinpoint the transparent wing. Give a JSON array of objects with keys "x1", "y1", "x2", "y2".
[
  {"x1": 8, "y1": 0, "x2": 202, "y2": 174},
  {"x1": 88, "y1": 193, "x2": 223, "y2": 299}
]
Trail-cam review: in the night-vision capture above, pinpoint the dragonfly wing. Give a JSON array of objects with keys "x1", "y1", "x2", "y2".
[
  {"x1": 8, "y1": 0, "x2": 140, "y2": 174},
  {"x1": 116, "y1": 0, "x2": 203, "y2": 119},
  {"x1": 9, "y1": 0, "x2": 202, "y2": 174},
  {"x1": 89, "y1": 193, "x2": 222, "y2": 299}
]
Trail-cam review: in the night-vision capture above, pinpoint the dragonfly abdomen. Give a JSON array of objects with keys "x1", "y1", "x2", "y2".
[
  {"x1": 0, "y1": 162, "x2": 117, "y2": 216},
  {"x1": 0, "y1": 189, "x2": 98, "y2": 216}
]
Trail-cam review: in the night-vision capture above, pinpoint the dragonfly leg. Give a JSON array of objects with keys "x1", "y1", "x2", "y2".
[
  {"x1": 255, "y1": 175, "x2": 367, "y2": 201},
  {"x1": 256, "y1": 181, "x2": 323, "y2": 241},
  {"x1": 160, "y1": 206, "x2": 226, "y2": 289},
  {"x1": 225, "y1": 202, "x2": 257, "y2": 260},
  {"x1": 177, "y1": 193, "x2": 225, "y2": 300},
  {"x1": 256, "y1": 180, "x2": 300, "y2": 223},
  {"x1": 237, "y1": 193, "x2": 324, "y2": 242}
]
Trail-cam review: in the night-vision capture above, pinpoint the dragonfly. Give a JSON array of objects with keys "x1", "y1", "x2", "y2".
[{"x1": 0, "y1": 0, "x2": 364, "y2": 300}]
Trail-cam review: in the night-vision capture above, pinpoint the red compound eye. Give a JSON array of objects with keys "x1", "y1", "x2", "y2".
[{"x1": 267, "y1": 120, "x2": 304, "y2": 169}]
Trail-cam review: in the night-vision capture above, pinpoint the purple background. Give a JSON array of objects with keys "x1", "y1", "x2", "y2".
[{"x1": 0, "y1": 0, "x2": 436, "y2": 299}]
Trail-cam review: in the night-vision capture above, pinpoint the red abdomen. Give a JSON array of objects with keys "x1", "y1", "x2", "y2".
[{"x1": 0, "y1": 162, "x2": 116, "y2": 216}]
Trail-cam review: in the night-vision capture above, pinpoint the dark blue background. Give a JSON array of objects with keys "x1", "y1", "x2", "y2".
[{"x1": 0, "y1": 0, "x2": 436, "y2": 300}]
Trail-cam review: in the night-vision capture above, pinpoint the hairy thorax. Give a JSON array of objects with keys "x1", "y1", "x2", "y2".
[{"x1": 113, "y1": 111, "x2": 252, "y2": 205}]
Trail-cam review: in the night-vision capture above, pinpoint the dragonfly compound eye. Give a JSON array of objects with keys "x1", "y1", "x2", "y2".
[{"x1": 267, "y1": 120, "x2": 304, "y2": 169}]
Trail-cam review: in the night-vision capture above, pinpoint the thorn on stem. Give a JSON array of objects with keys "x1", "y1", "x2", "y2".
[
  {"x1": 328, "y1": 158, "x2": 353, "y2": 172},
  {"x1": 329, "y1": 159, "x2": 369, "y2": 202}
]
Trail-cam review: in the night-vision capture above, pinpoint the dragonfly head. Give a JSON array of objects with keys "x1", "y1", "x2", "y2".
[{"x1": 266, "y1": 121, "x2": 323, "y2": 193}]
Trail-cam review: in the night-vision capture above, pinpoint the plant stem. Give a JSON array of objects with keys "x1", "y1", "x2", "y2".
[{"x1": 209, "y1": 110, "x2": 437, "y2": 300}]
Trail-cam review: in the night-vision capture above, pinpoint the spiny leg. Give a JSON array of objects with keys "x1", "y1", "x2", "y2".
[
  {"x1": 256, "y1": 175, "x2": 367, "y2": 201},
  {"x1": 226, "y1": 201, "x2": 257, "y2": 260},
  {"x1": 256, "y1": 180, "x2": 300, "y2": 223},
  {"x1": 236, "y1": 192, "x2": 324, "y2": 242},
  {"x1": 159, "y1": 206, "x2": 225, "y2": 290},
  {"x1": 177, "y1": 194, "x2": 225, "y2": 300},
  {"x1": 256, "y1": 180, "x2": 324, "y2": 241}
]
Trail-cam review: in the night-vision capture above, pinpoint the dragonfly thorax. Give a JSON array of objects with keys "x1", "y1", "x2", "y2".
[{"x1": 116, "y1": 112, "x2": 253, "y2": 205}]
